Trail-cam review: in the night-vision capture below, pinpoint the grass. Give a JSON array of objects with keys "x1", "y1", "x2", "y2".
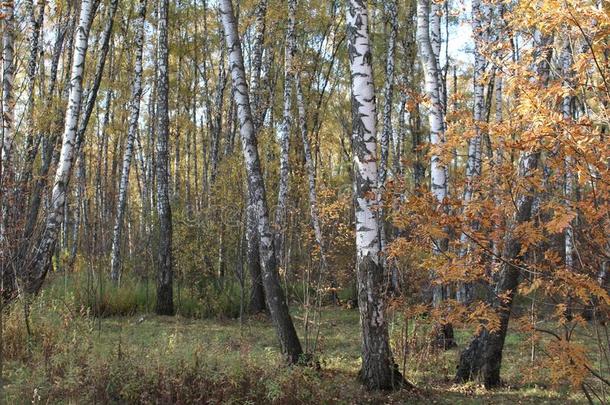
[{"x1": 0, "y1": 287, "x2": 588, "y2": 404}]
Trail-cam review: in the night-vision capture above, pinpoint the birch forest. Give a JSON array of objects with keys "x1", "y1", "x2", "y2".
[{"x1": 0, "y1": 0, "x2": 609, "y2": 402}]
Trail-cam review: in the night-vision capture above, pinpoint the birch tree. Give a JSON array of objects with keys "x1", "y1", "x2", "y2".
[
  {"x1": 19, "y1": 0, "x2": 45, "y2": 192},
  {"x1": 346, "y1": 0, "x2": 408, "y2": 390},
  {"x1": 243, "y1": 0, "x2": 267, "y2": 314},
  {"x1": 560, "y1": 37, "x2": 575, "y2": 277},
  {"x1": 295, "y1": 74, "x2": 330, "y2": 296},
  {"x1": 1, "y1": 0, "x2": 15, "y2": 241},
  {"x1": 155, "y1": 0, "x2": 174, "y2": 315},
  {"x1": 379, "y1": 0, "x2": 398, "y2": 291},
  {"x1": 110, "y1": 0, "x2": 147, "y2": 283},
  {"x1": 250, "y1": 0, "x2": 268, "y2": 128},
  {"x1": 456, "y1": 0, "x2": 490, "y2": 304},
  {"x1": 274, "y1": 0, "x2": 297, "y2": 269},
  {"x1": 416, "y1": 0, "x2": 455, "y2": 348},
  {"x1": 23, "y1": 0, "x2": 98, "y2": 295},
  {"x1": 219, "y1": 0, "x2": 303, "y2": 364},
  {"x1": 379, "y1": 0, "x2": 397, "y2": 188}
]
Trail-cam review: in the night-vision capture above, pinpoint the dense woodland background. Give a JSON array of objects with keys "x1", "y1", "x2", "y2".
[{"x1": 0, "y1": 0, "x2": 609, "y2": 402}]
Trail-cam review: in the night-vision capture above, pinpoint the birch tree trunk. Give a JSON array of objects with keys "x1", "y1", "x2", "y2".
[
  {"x1": 220, "y1": 0, "x2": 303, "y2": 364},
  {"x1": 456, "y1": 0, "x2": 490, "y2": 304},
  {"x1": 295, "y1": 74, "x2": 332, "y2": 296},
  {"x1": 19, "y1": 0, "x2": 45, "y2": 192},
  {"x1": 274, "y1": 0, "x2": 296, "y2": 270},
  {"x1": 417, "y1": 0, "x2": 455, "y2": 348},
  {"x1": 561, "y1": 38, "x2": 575, "y2": 275},
  {"x1": 74, "y1": 0, "x2": 120, "y2": 187},
  {"x1": 250, "y1": 0, "x2": 268, "y2": 129},
  {"x1": 210, "y1": 14, "x2": 226, "y2": 184},
  {"x1": 23, "y1": 0, "x2": 97, "y2": 295},
  {"x1": 379, "y1": 0, "x2": 398, "y2": 291},
  {"x1": 155, "y1": 0, "x2": 174, "y2": 315},
  {"x1": 346, "y1": 0, "x2": 408, "y2": 390},
  {"x1": 1, "y1": 0, "x2": 15, "y2": 242},
  {"x1": 246, "y1": 202, "x2": 266, "y2": 313},
  {"x1": 245, "y1": 0, "x2": 267, "y2": 312},
  {"x1": 110, "y1": 0, "x2": 147, "y2": 283},
  {"x1": 0, "y1": 0, "x2": 14, "y2": 166},
  {"x1": 379, "y1": 0, "x2": 397, "y2": 188}
]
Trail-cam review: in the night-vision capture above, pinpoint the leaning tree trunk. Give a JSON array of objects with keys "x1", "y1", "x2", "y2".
[
  {"x1": 416, "y1": 0, "x2": 455, "y2": 349},
  {"x1": 273, "y1": 0, "x2": 296, "y2": 269},
  {"x1": 110, "y1": 0, "x2": 147, "y2": 283},
  {"x1": 455, "y1": 32, "x2": 553, "y2": 388},
  {"x1": 155, "y1": 0, "x2": 174, "y2": 315},
  {"x1": 220, "y1": 0, "x2": 303, "y2": 364},
  {"x1": 22, "y1": 0, "x2": 97, "y2": 296},
  {"x1": 346, "y1": 0, "x2": 410, "y2": 391},
  {"x1": 19, "y1": 0, "x2": 45, "y2": 194}
]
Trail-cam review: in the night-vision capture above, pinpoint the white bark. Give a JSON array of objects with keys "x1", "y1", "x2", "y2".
[
  {"x1": 379, "y1": 0, "x2": 397, "y2": 187},
  {"x1": 250, "y1": 0, "x2": 268, "y2": 128},
  {"x1": 349, "y1": 11, "x2": 381, "y2": 261},
  {"x1": 456, "y1": 0, "x2": 490, "y2": 304},
  {"x1": 274, "y1": 0, "x2": 297, "y2": 267},
  {"x1": 1, "y1": 1, "x2": 14, "y2": 166},
  {"x1": 0, "y1": 0, "x2": 15, "y2": 242},
  {"x1": 219, "y1": 0, "x2": 303, "y2": 363},
  {"x1": 26, "y1": 0, "x2": 96, "y2": 294},
  {"x1": 346, "y1": 0, "x2": 405, "y2": 389},
  {"x1": 110, "y1": 0, "x2": 147, "y2": 283},
  {"x1": 295, "y1": 75, "x2": 327, "y2": 273},
  {"x1": 418, "y1": 0, "x2": 453, "y2": 339},
  {"x1": 417, "y1": 0, "x2": 447, "y2": 207},
  {"x1": 561, "y1": 37, "x2": 575, "y2": 273}
]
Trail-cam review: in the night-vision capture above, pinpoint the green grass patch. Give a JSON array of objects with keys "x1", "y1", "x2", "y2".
[{"x1": 0, "y1": 288, "x2": 588, "y2": 404}]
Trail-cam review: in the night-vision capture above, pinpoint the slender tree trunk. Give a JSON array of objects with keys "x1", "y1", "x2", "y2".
[
  {"x1": 417, "y1": 0, "x2": 455, "y2": 349},
  {"x1": 295, "y1": 75, "x2": 333, "y2": 299},
  {"x1": 155, "y1": 0, "x2": 174, "y2": 315},
  {"x1": 210, "y1": 8, "x2": 227, "y2": 184},
  {"x1": 250, "y1": 0, "x2": 268, "y2": 129},
  {"x1": 110, "y1": 0, "x2": 147, "y2": 283},
  {"x1": 1, "y1": 0, "x2": 15, "y2": 242},
  {"x1": 379, "y1": 0, "x2": 398, "y2": 292},
  {"x1": 274, "y1": 0, "x2": 296, "y2": 270},
  {"x1": 457, "y1": 0, "x2": 490, "y2": 304},
  {"x1": 561, "y1": 38, "x2": 575, "y2": 275},
  {"x1": 379, "y1": 0, "x2": 397, "y2": 188},
  {"x1": 23, "y1": 0, "x2": 98, "y2": 296},
  {"x1": 19, "y1": 0, "x2": 45, "y2": 193},
  {"x1": 245, "y1": 0, "x2": 269, "y2": 313},
  {"x1": 75, "y1": 0, "x2": 119, "y2": 158},
  {"x1": 346, "y1": 0, "x2": 409, "y2": 390},
  {"x1": 220, "y1": 0, "x2": 303, "y2": 363}
]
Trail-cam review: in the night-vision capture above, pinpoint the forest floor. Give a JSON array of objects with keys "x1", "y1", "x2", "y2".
[{"x1": 0, "y1": 296, "x2": 587, "y2": 404}]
